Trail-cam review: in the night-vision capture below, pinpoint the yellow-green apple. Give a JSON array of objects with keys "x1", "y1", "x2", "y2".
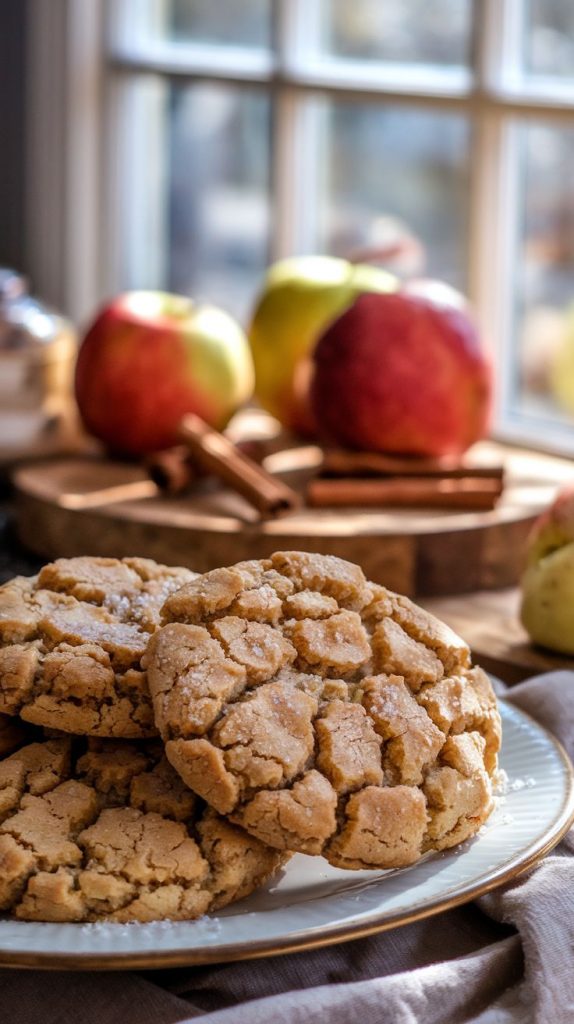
[
  {"x1": 75, "y1": 291, "x2": 254, "y2": 455},
  {"x1": 550, "y1": 303, "x2": 574, "y2": 414},
  {"x1": 248, "y1": 256, "x2": 397, "y2": 435},
  {"x1": 310, "y1": 288, "x2": 492, "y2": 456},
  {"x1": 521, "y1": 305, "x2": 565, "y2": 396},
  {"x1": 521, "y1": 485, "x2": 574, "y2": 654}
]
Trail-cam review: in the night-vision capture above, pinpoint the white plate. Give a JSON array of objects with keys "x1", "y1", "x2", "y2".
[{"x1": 0, "y1": 700, "x2": 572, "y2": 970}]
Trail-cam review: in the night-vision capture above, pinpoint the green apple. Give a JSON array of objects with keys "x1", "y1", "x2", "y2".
[
  {"x1": 75, "y1": 291, "x2": 254, "y2": 455},
  {"x1": 248, "y1": 256, "x2": 397, "y2": 435},
  {"x1": 550, "y1": 303, "x2": 574, "y2": 414},
  {"x1": 520, "y1": 485, "x2": 574, "y2": 654}
]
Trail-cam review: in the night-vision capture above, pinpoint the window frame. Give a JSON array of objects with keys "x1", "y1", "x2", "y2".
[{"x1": 25, "y1": 0, "x2": 574, "y2": 454}]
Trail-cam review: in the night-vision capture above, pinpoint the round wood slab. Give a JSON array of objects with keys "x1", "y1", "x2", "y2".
[{"x1": 12, "y1": 440, "x2": 574, "y2": 597}]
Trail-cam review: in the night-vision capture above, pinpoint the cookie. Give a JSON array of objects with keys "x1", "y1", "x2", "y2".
[
  {"x1": 0, "y1": 733, "x2": 286, "y2": 922},
  {"x1": 0, "y1": 714, "x2": 33, "y2": 757},
  {"x1": 144, "y1": 552, "x2": 501, "y2": 870},
  {"x1": 0, "y1": 557, "x2": 196, "y2": 738}
]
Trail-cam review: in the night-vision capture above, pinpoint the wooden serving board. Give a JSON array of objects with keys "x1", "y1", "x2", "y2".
[
  {"x1": 12, "y1": 437, "x2": 574, "y2": 597},
  {"x1": 424, "y1": 588, "x2": 574, "y2": 685}
]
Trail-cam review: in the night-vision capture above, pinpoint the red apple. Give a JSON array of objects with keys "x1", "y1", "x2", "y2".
[
  {"x1": 248, "y1": 256, "x2": 397, "y2": 436},
  {"x1": 310, "y1": 289, "x2": 491, "y2": 456},
  {"x1": 75, "y1": 291, "x2": 254, "y2": 456},
  {"x1": 402, "y1": 277, "x2": 470, "y2": 313}
]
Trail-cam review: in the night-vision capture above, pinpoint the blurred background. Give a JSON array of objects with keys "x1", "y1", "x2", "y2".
[{"x1": 3, "y1": 0, "x2": 574, "y2": 454}]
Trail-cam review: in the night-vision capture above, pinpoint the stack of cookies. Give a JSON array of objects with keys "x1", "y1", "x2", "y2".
[{"x1": 0, "y1": 551, "x2": 501, "y2": 923}]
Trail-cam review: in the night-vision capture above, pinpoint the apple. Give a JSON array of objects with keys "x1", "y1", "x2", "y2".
[
  {"x1": 521, "y1": 305, "x2": 565, "y2": 396},
  {"x1": 521, "y1": 485, "x2": 574, "y2": 655},
  {"x1": 248, "y1": 256, "x2": 397, "y2": 435},
  {"x1": 402, "y1": 277, "x2": 471, "y2": 313},
  {"x1": 75, "y1": 291, "x2": 254, "y2": 456},
  {"x1": 310, "y1": 288, "x2": 492, "y2": 457},
  {"x1": 550, "y1": 302, "x2": 574, "y2": 414}
]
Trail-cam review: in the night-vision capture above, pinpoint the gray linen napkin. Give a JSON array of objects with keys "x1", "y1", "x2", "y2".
[{"x1": 1, "y1": 671, "x2": 573, "y2": 1024}]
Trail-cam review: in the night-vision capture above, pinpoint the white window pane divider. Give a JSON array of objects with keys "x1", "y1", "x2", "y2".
[
  {"x1": 492, "y1": 415, "x2": 574, "y2": 459},
  {"x1": 469, "y1": 0, "x2": 521, "y2": 445},
  {"x1": 271, "y1": 0, "x2": 323, "y2": 258},
  {"x1": 102, "y1": 73, "x2": 169, "y2": 298},
  {"x1": 26, "y1": 0, "x2": 106, "y2": 326},
  {"x1": 109, "y1": 42, "x2": 276, "y2": 82}
]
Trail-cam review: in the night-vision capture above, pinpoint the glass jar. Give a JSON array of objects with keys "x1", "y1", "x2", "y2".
[{"x1": 0, "y1": 270, "x2": 77, "y2": 453}]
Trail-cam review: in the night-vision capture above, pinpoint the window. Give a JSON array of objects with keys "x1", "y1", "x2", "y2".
[{"x1": 27, "y1": 0, "x2": 574, "y2": 453}]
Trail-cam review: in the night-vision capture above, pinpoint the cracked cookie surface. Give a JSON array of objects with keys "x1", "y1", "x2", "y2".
[
  {"x1": 145, "y1": 551, "x2": 501, "y2": 870},
  {"x1": 0, "y1": 733, "x2": 286, "y2": 922},
  {"x1": 0, "y1": 557, "x2": 197, "y2": 738}
]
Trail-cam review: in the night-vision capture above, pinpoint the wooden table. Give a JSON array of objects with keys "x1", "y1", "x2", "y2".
[{"x1": 424, "y1": 587, "x2": 574, "y2": 684}]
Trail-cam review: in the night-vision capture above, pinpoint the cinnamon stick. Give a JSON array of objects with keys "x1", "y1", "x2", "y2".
[
  {"x1": 145, "y1": 440, "x2": 269, "y2": 497},
  {"x1": 321, "y1": 449, "x2": 505, "y2": 481},
  {"x1": 178, "y1": 414, "x2": 301, "y2": 517},
  {"x1": 145, "y1": 446, "x2": 199, "y2": 495},
  {"x1": 307, "y1": 476, "x2": 504, "y2": 511}
]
